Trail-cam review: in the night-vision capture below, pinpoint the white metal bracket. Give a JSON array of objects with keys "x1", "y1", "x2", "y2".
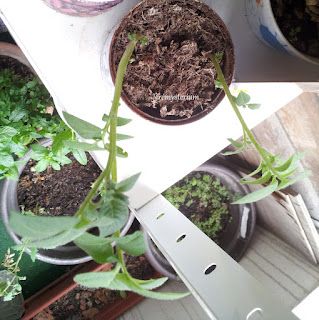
[{"x1": 135, "y1": 195, "x2": 300, "y2": 320}]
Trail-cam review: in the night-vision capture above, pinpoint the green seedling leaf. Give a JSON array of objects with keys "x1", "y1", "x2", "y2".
[
  {"x1": 35, "y1": 158, "x2": 50, "y2": 172},
  {"x1": 221, "y1": 148, "x2": 245, "y2": 156},
  {"x1": 115, "y1": 173, "x2": 141, "y2": 192},
  {"x1": 30, "y1": 248, "x2": 38, "y2": 262},
  {"x1": 111, "y1": 231, "x2": 146, "y2": 256},
  {"x1": 63, "y1": 140, "x2": 104, "y2": 151},
  {"x1": 51, "y1": 130, "x2": 73, "y2": 154},
  {"x1": 0, "y1": 126, "x2": 18, "y2": 140},
  {"x1": 275, "y1": 151, "x2": 307, "y2": 174},
  {"x1": 233, "y1": 91, "x2": 251, "y2": 106},
  {"x1": 240, "y1": 171, "x2": 272, "y2": 185},
  {"x1": 214, "y1": 80, "x2": 223, "y2": 89},
  {"x1": 227, "y1": 138, "x2": 244, "y2": 148},
  {"x1": 277, "y1": 170, "x2": 312, "y2": 190},
  {"x1": 63, "y1": 111, "x2": 103, "y2": 140},
  {"x1": 52, "y1": 155, "x2": 72, "y2": 165},
  {"x1": 104, "y1": 144, "x2": 128, "y2": 158},
  {"x1": 247, "y1": 103, "x2": 261, "y2": 110},
  {"x1": 71, "y1": 149, "x2": 87, "y2": 165},
  {"x1": 115, "y1": 133, "x2": 133, "y2": 141},
  {"x1": 74, "y1": 233, "x2": 113, "y2": 264},
  {"x1": 74, "y1": 269, "x2": 119, "y2": 288},
  {"x1": 0, "y1": 153, "x2": 14, "y2": 167},
  {"x1": 9, "y1": 211, "x2": 80, "y2": 239},
  {"x1": 233, "y1": 178, "x2": 278, "y2": 204},
  {"x1": 241, "y1": 163, "x2": 263, "y2": 180},
  {"x1": 49, "y1": 160, "x2": 61, "y2": 171},
  {"x1": 102, "y1": 114, "x2": 132, "y2": 127},
  {"x1": 135, "y1": 277, "x2": 168, "y2": 290},
  {"x1": 215, "y1": 52, "x2": 223, "y2": 62},
  {"x1": 30, "y1": 144, "x2": 49, "y2": 154},
  {"x1": 140, "y1": 36, "x2": 148, "y2": 45}
]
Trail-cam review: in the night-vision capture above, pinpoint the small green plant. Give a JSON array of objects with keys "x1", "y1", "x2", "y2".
[
  {"x1": 163, "y1": 173, "x2": 233, "y2": 242},
  {"x1": 208, "y1": 53, "x2": 311, "y2": 204},
  {"x1": 0, "y1": 68, "x2": 87, "y2": 180},
  {"x1": 289, "y1": 26, "x2": 301, "y2": 41},
  {"x1": 8, "y1": 34, "x2": 188, "y2": 300},
  {"x1": 0, "y1": 239, "x2": 36, "y2": 302}
]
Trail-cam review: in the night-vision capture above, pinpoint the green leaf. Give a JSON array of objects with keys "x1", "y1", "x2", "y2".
[
  {"x1": 30, "y1": 144, "x2": 49, "y2": 154},
  {"x1": 9, "y1": 107, "x2": 27, "y2": 122},
  {"x1": 30, "y1": 248, "x2": 38, "y2": 262},
  {"x1": 233, "y1": 178, "x2": 279, "y2": 204},
  {"x1": 8, "y1": 211, "x2": 81, "y2": 239},
  {"x1": 74, "y1": 233, "x2": 113, "y2": 264},
  {"x1": 52, "y1": 155, "x2": 72, "y2": 165},
  {"x1": 107, "y1": 273, "x2": 190, "y2": 300},
  {"x1": 227, "y1": 138, "x2": 244, "y2": 148},
  {"x1": 72, "y1": 149, "x2": 87, "y2": 165},
  {"x1": 221, "y1": 148, "x2": 244, "y2": 156},
  {"x1": 241, "y1": 163, "x2": 263, "y2": 181},
  {"x1": 63, "y1": 140, "x2": 104, "y2": 151},
  {"x1": 115, "y1": 133, "x2": 133, "y2": 141},
  {"x1": 51, "y1": 130, "x2": 73, "y2": 154},
  {"x1": 277, "y1": 170, "x2": 312, "y2": 190},
  {"x1": 0, "y1": 126, "x2": 18, "y2": 140},
  {"x1": 29, "y1": 152, "x2": 45, "y2": 161},
  {"x1": 112, "y1": 231, "x2": 146, "y2": 256},
  {"x1": 0, "y1": 153, "x2": 14, "y2": 167},
  {"x1": 240, "y1": 171, "x2": 272, "y2": 185},
  {"x1": 63, "y1": 112, "x2": 103, "y2": 140},
  {"x1": 103, "y1": 114, "x2": 132, "y2": 127},
  {"x1": 214, "y1": 80, "x2": 223, "y2": 89},
  {"x1": 115, "y1": 173, "x2": 141, "y2": 192},
  {"x1": 104, "y1": 144, "x2": 128, "y2": 158},
  {"x1": 74, "y1": 269, "x2": 119, "y2": 288},
  {"x1": 35, "y1": 158, "x2": 50, "y2": 172},
  {"x1": 233, "y1": 91, "x2": 251, "y2": 106},
  {"x1": 135, "y1": 277, "x2": 168, "y2": 290},
  {"x1": 247, "y1": 103, "x2": 261, "y2": 110},
  {"x1": 275, "y1": 151, "x2": 307, "y2": 174},
  {"x1": 50, "y1": 160, "x2": 61, "y2": 170}
]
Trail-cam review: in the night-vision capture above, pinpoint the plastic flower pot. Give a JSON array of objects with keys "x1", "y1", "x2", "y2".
[
  {"x1": 0, "y1": 139, "x2": 135, "y2": 265},
  {"x1": 103, "y1": 0, "x2": 235, "y2": 125},
  {"x1": 245, "y1": 0, "x2": 319, "y2": 65},
  {"x1": 142, "y1": 162, "x2": 256, "y2": 280},
  {"x1": 0, "y1": 270, "x2": 24, "y2": 320},
  {"x1": 42, "y1": 0, "x2": 123, "y2": 17}
]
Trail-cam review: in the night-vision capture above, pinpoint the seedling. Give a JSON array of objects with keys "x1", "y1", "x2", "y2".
[
  {"x1": 8, "y1": 34, "x2": 189, "y2": 300},
  {"x1": 207, "y1": 53, "x2": 311, "y2": 204}
]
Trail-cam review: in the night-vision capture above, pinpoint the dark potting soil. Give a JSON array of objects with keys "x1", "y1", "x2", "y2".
[
  {"x1": 111, "y1": 0, "x2": 234, "y2": 119},
  {"x1": 33, "y1": 255, "x2": 155, "y2": 320},
  {"x1": 271, "y1": 0, "x2": 319, "y2": 57},
  {"x1": 17, "y1": 153, "x2": 101, "y2": 217},
  {"x1": 0, "y1": 55, "x2": 34, "y2": 78}
]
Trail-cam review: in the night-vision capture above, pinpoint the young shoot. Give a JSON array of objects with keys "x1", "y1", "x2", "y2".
[{"x1": 206, "y1": 52, "x2": 311, "y2": 204}]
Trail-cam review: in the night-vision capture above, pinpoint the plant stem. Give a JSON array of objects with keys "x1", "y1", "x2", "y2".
[
  {"x1": 75, "y1": 36, "x2": 141, "y2": 219},
  {"x1": 207, "y1": 54, "x2": 282, "y2": 180}
]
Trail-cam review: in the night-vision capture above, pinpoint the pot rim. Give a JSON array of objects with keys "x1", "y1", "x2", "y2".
[
  {"x1": 108, "y1": 0, "x2": 235, "y2": 125},
  {"x1": 0, "y1": 138, "x2": 135, "y2": 265}
]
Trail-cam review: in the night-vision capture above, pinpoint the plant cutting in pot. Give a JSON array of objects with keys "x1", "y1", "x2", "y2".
[
  {"x1": 245, "y1": 0, "x2": 319, "y2": 65},
  {"x1": 108, "y1": 0, "x2": 235, "y2": 125},
  {"x1": 7, "y1": 34, "x2": 189, "y2": 301},
  {"x1": 42, "y1": 0, "x2": 124, "y2": 17},
  {"x1": 143, "y1": 162, "x2": 256, "y2": 279}
]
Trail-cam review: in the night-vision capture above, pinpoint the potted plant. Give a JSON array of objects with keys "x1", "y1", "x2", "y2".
[
  {"x1": 5, "y1": 0, "x2": 310, "y2": 308},
  {"x1": 143, "y1": 162, "x2": 256, "y2": 279},
  {"x1": 107, "y1": 0, "x2": 235, "y2": 125},
  {"x1": 245, "y1": 0, "x2": 319, "y2": 65},
  {"x1": 42, "y1": 0, "x2": 124, "y2": 17},
  {"x1": 23, "y1": 254, "x2": 161, "y2": 320}
]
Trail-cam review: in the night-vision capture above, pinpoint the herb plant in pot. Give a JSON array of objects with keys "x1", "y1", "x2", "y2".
[
  {"x1": 142, "y1": 162, "x2": 256, "y2": 280},
  {"x1": 106, "y1": 0, "x2": 235, "y2": 125}
]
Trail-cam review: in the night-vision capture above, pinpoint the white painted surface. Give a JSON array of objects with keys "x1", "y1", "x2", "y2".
[
  {"x1": 0, "y1": 0, "x2": 304, "y2": 210},
  {"x1": 293, "y1": 286, "x2": 319, "y2": 320}
]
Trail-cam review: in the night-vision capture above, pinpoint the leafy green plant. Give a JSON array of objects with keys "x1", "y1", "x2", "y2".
[
  {"x1": 163, "y1": 173, "x2": 233, "y2": 242},
  {"x1": 208, "y1": 53, "x2": 311, "y2": 204},
  {"x1": 8, "y1": 34, "x2": 188, "y2": 300},
  {"x1": 0, "y1": 68, "x2": 87, "y2": 180}
]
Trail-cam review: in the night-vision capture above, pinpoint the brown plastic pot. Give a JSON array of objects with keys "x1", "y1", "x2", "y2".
[
  {"x1": 108, "y1": 0, "x2": 235, "y2": 125},
  {"x1": 22, "y1": 257, "x2": 161, "y2": 320}
]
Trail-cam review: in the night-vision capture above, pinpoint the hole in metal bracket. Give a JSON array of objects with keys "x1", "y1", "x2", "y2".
[
  {"x1": 246, "y1": 308, "x2": 263, "y2": 320},
  {"x1": 204, "y1": 263, "x2": 216, "y2": 275},
  {"x1": 176, "y1": 234, "x2": 186, "y2": 242},
  {"x1": 156, "y1": 213, "x2": 165, "y2": 219}
]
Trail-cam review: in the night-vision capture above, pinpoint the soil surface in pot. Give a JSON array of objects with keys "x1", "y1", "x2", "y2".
[
  {"x1": 17, "y1": 153, "x2": 101, "y2": 217},
  {"x1": 271, "y1": 0, "x2": 319, "y2": 57},
  {"x1": 0, "y1": 55, "x2": 34, "y2": 78},
  {"x1": 163, "y1": 171, "x2": 234, "y2": 243},
  {"x1": 33, "y1": 255, "x2": 154, "y2": 320},
  {"x1": 111, "y1": 0, "x2": 234, "y2": 120}
]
